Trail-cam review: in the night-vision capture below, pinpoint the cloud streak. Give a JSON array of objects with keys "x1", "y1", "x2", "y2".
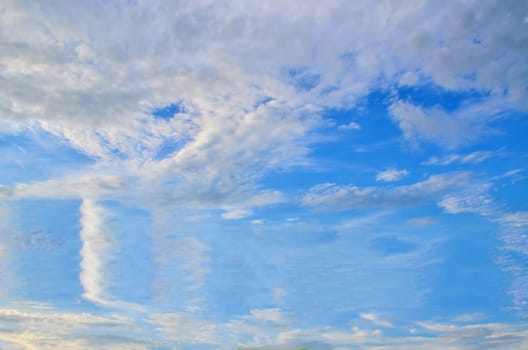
[
  {"x1": 376, "y1": 169, "x2": 409, "y2": 182},
  {"x1": 303, "y1": 172, "x2": 472, "y2": 210},
  {"x1": 424, "y1": 150, "x2": 497, "y2": 166},
  {"x1": 79, "y1": 198, "x2": 113, "y2": 304}
]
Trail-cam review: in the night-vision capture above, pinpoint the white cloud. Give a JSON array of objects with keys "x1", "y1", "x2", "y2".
[
  {"x1": 504, "y1": 169, "x2": 523, "y2": 178},
  {"x1": 500, "y1": 212, "x2": 528, "y2": 228},
  {"x1": 0, "y1": 1, "x2": 526, "y2": 348},
  {"x1": 424, "y1": 151, "x2": 496, "y2": 166},
  {"x1": 398, "y1": 71, "x2": 420, "y2": 86},
  {"x1": 0, "y1": 0, "x2": 526, "y2": 206},
  {"x1": 245, "y1": 308, "x2": 291, "y2": 324},
  {"x1": 77, "y1": 199, "x2": 142, "y2": 310},
  {"x1": 375, "y1": 169, "x2": 409, "y2": 182},
  {"x1": 1, "y1": 303, "x2": 528, "y2": 350},
  {"x1": 277, "y1": 326, "x2": 374, "y2": 347},
  {"x1": 339, "y1": 121, "x2": 361, "y2": 130},
  {"x1": 303, "y1": 172, "x2": 471, "y2": 210},
  {"x1": 438, "y1": 183, "x2": 495, "y2": 217},
  {"x1": 79, "y1": 198, "x2": 114, "y2": 304},
  {"x1": 388, "y1": 100, "x2": 493, "y2": 148},
  {"x1": 434, "y1": 185, "x2": 528, "y2": 311},
  {"x1": 0, "y1": 307, "x2": 146, "y2": 350},
  {"x1": 223, "y1": 209, "x2": 253, "y2": 220},
  {"x1": 360, "y1": 313, "x2": 393, "y2": 328},
  {"x1": 498, "y1": 224, "x2": 528, "y2": 309},
  {"x1": 408, "y1": 322, "x2": 528, "y2": 350}
]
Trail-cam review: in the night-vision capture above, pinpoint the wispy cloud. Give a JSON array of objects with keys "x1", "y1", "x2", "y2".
[
  {"x1": 500, "y1": 212, "x2": 528, "y2": 228},
  {"x1": 438, "y1": 183, "x2": 496, "y2": 216},
  {"x1": 424, "y1": 150, "x2": 497, "y2": 166},
  {"x1": 0, "y1": 307, "x2": 145, "y2": 350},
  {"x1": 1, "y1": 303, "x2": 527, "y2": 349},
  {"x1": 149, "y1": 213, "x2": 210, "y2": 308},
  {"x1": 223, "y1": 209, "x2": 253, "y2": 220},
  {"x1": 303, "y1": 172, "x2": 471, "y2": 210},
  {"x1": 376, "y1": 169, "x2": 409, "y2": 182},
  {"x1": 388, "y1": 100, "x2": 497, "y2": 148},
  {"x1": 339, "y1": 121, "x2": 361, "y2": 130},
  {"x1": 453, "y1": 313, "x2": 487, "y2": 323},
  {"x1": 360, "y1": 313, "x2": 393, "y2": 328},
  {"x1": 243, "y1": 308, "x2": 292, "y2": 325},
  {"x1": 433, "y1": 181, "x2": 528, "y2": 310}
]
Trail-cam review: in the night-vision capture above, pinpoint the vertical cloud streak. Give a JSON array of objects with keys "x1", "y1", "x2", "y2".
[{"x1": 79, "y1": 198, "x2": 112, "y2": 304}]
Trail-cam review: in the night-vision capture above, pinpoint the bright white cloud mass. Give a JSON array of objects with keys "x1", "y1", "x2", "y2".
[{"x1": 1, "y1": 0, "x2": 527, "y2": 349}]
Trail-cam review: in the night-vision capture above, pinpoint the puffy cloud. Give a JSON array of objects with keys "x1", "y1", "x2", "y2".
[
  {"x1": 388, "y1": 100, "x2": 496, "y2": 148},
  {"x1": 0, "y1": 0, "x2": 526, "y2": 186}
]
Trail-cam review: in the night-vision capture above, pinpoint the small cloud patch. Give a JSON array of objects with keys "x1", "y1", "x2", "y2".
[
  {"x1": 339, "y1": 121, "x2": 361, "y2": 130},
  {"x1": 222, "y1": 209, "x2": 252, "y2": 220},
  {"x1": 376, "y1": 169, "x2": 409, "y2": 182}
]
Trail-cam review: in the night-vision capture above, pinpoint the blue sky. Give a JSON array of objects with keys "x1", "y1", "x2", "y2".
[{"x1": 1, "y1": 1, "x2": 528, "y2": 349}]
